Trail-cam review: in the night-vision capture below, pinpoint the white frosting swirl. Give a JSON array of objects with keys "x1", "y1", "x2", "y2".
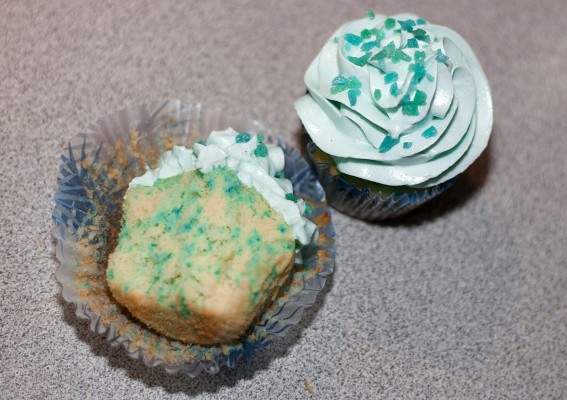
[
  {"x1": 129, "y1": 128, "x2": 317, "y2": 246},
  {"x1": 295, "y1": 13, "x2": 493, "y2": 187}
]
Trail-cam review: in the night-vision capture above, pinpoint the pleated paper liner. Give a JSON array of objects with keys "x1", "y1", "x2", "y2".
[{"x1": 306, "y1": 141, "x2": 456, "y2": 221}]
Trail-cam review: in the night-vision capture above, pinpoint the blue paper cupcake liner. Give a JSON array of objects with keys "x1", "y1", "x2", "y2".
[
  {"x1": 52, "y1": 100, "x2": 335, "y2": 377},
  {"x1": 306, "y1": 142, "x2": 456, "y2": 221}
]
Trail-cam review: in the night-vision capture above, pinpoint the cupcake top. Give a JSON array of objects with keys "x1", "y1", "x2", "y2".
[
  {"x1": 295, "y1": 13, "x2": 492, "y2": 187},
  {"x1": 131, "y1": 128, "x2": 317, "y2": 247}
]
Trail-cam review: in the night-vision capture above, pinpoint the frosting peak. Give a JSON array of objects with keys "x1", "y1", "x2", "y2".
[
  {"x1": 130, "y1": 128, "x2": 317, "y2": 247},
  {"x1": 295, "y1": 13, "x2": 492, "y2": 187}
]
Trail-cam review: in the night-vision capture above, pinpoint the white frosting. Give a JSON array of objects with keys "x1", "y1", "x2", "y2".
[{"x1": 129, "y1": 128, "x2": 317, "y2": 246}]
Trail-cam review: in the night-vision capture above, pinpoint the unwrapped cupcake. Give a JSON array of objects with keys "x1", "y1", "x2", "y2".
[
  {"x1": 52, "y1": 100, "x2": 335, "y2": 376},
  {"x1": 295, "y1": 12, "x2": 493, "y2": 220},
  {"x1": 107, "y1": 129, "x2": 317, "y2": 345}
]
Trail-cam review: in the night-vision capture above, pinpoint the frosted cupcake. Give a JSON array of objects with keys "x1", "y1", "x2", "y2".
[{"x1": 295, "y1": 12, "x2": 493, "y2": 220}]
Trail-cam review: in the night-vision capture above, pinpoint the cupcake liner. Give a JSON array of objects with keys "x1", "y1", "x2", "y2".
[
  {"x1": 306, "y1": 142, "x2": 456, "y2": 221},
  {"x1": 52, "y1": 100, "x2": 335, "y2": 377}
]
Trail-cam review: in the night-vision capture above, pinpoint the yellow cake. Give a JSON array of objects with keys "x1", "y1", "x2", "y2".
[{"x1": 107, "y1": 129, "x2": 316, "y2": 345}]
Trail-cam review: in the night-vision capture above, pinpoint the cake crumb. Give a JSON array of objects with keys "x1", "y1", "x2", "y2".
[{"x1": 303, "y1": 380, "x2": 314, "y2": 394}]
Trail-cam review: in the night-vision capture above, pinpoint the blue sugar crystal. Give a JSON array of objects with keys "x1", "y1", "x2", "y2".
[
  {"x1": 348, "y1": 89, "x2": 361, "y2": 106},
  {"x1": 412, "y1": 29, "x2": 431, "y2": 43},
  {"x1": 414, "y1": 51, "x2": 426, "y2": 62},
  {"x1": 361, "y1": 41, "x2": 377, "y2": 52},
  {"x1": 379, "y1": 135, "x2": 400, "y2": 153},
  {"x1": 348, "y1": 52, "x2": 372, "y2": 66},
  {"x1": 235, "y1": 133, "x2": 251, "y2": 143},
  {"x1": 414, "y1": 90, "x2": 427, "y2": 105},
  {"x1": 384, "y1": 18, "x2": 396, "y2": 29},
  {"x1": 389, "y1": 82, "x2": 400, "y2": 96},
  {"x1": 402, "y1": 103, "x2": 419, "y2": 116},
  {"x1": 398, "y1": 19, "x2": 416, "y2": 32},
  {"x1": 285, "y1": 193, "x2": 298, "y2": 203},
  {"x1": 331, "y1": 74, "x2": 362, "y2": 94},
  {"x1": 344, "y1": 33, "x2": 363, "y2": 46},
  {"x1": 384, "y1": 72, "x2": 398, "y2": 84},
  {"x1": 254, "y1": 143, "x2": 268, "y2": 157},
  {"x1": 435, "y1": 49, "x2": 450, "y2": 63},
  {"x1": 422, "y1": 126, "x2": 438, "y2": 138},
  {"x1": 373, "y1": 89, "x2": 382, "y2": 101},
  {"x1": 406, "y1": 38, "x2": 419, "y2": 48}
]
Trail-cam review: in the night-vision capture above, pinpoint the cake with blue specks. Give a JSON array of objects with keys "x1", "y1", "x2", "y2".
[
  {"x1": 295, "y1": 11, "x2": 493, "y2": 220},
  {"x1": 107, "y1": 129, "x2": 317, "y2": 345}
]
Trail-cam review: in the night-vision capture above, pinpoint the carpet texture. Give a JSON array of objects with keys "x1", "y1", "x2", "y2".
[{"x1": 1, "y1": 0, "x2": 566, "y2": 398}]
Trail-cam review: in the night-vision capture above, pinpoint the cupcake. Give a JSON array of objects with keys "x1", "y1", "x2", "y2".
[
  {"x1": 107, "y1": 128, "x2": 317, "y2": 345},
  {"x1": 295, "y1": 12, "x2": 493, "y2": 220},
  {"x1": 52, "y1": 100, "x2": 335, "y2": 376}
]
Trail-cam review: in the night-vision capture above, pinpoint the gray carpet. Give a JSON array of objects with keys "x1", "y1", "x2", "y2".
[{"x1": 1, "y1": 0, "x2": 566, "y2": 398}]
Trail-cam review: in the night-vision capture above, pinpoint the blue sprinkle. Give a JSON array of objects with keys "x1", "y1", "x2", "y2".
[
  {"x1": 435, "y1": 49, "x2": 450, "y2": 63},
  {"x1": 347, "y1": 52, "x2": 372, "y2": 66},
  {"x1": 422, "y1": 126, "x2": 438, "y2": 139},
  {"x1": 285, "y1": 193, "x2": 298, "y2": 202},
  {"x1": 331, "y1": 74, "x2": 362, "y2": 94},
  {"x1": 413, "y1": 90, "x2": 427, "y2": 105},
  {"x1": 402, "y1": 103, "x2": 419, "y2": 116},
  {"x1": 348, "y1": 89, "x2": 361, "y2": 106},
  {"x1": 414, "y1": 51, "x2": 426, "y2": 62},
  {"x1": 416, "y1": 18, "x2": 427, "y2": 25},
  {"x1": 235, "y1": 133, "x2": 251, "y2": 143},
  {"x1": 254, "y1": 143, "x2": 269, "y2": 157},
  {"x1": 398, "y1": 19, "x2": 416, "y2": 32},
  {"x1": 412, "y1": 29, "x2": 431, "y2": 43},
  {"x1": 384, "y1": 18, "x2": 396, "y2": 29},
  {"x1": 344, "y1": 33, "x2": 363, "y2": 46},
  {"x1": 389, "y1": 82, "x2": 400, "y2": 96},
  {"x1": 426, "y1": 74, "x2": 435, "y2": 82},
  {"x1": 373, "y1": 89, "x2": 382, "y2": 101},
  {"x1": 410, "y1": 62, "x2": 427, "y2": 84},
  {"x1": 406, "y1": 38, "x2": 419, "y2": 48},
  {"x1": 384, "y1": 72, "x2": 398, "y2": 84},
  {"x1": 403, "y1": 142, "x2": 413, "y2": 149},
  {"x1": 196, "y1": 140, "x2": 206, "y2": 146},
  {"x1": 378, "y1": 135, "x2": 400, "y2": 153},
  {"x1": 360, "y1": 29, "x2": 372, "y2": 39},
  {"x1": 361, "y1": 41, "x2": 377, "y2": 52}
]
